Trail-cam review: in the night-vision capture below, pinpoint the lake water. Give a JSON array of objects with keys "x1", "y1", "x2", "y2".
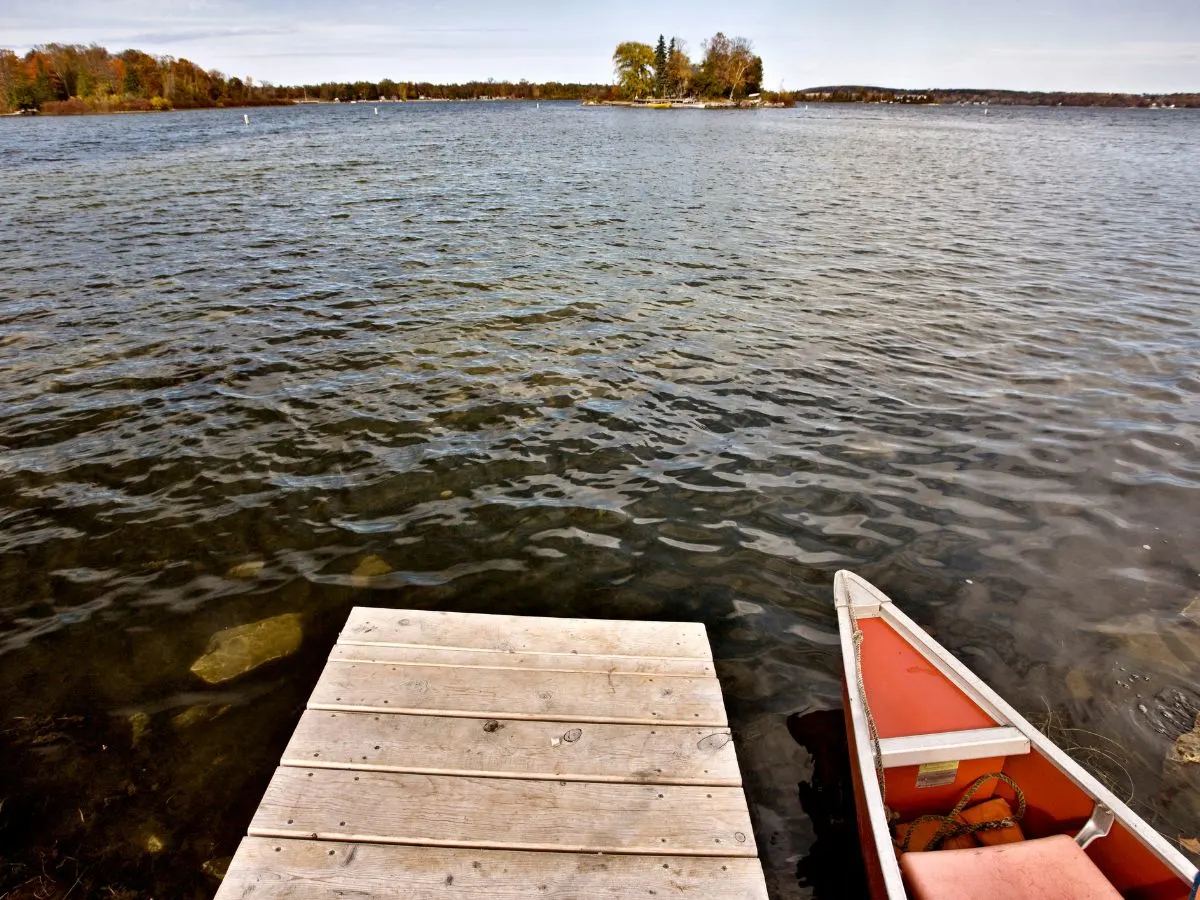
[{"x1": 1, "y1": 102, "x2": 1198, "y2": 898}]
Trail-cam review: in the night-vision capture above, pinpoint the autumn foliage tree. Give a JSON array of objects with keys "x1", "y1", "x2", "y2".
[
  {"x1": 666, "y1": 38, "x2": 692, "y2": 97},
  {"x1": 612, "y1": 41, "x2": 655, "y2": 99},
  {"x1": 0, "y1": 42, "x2": 291, "y2": 113},
  {"x1": 700, "y1": 33, "x2": 760, "y2": 99},
  {"x1": 611, "y1": 32, "x2": 761, "y2": 101}
]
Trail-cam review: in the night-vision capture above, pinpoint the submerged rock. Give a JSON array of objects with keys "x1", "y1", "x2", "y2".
[
  {"x1": 353, "y1": 554, "x2": 392, "y2": 578},
  {"x1": 190, "y1": 613, "x2": 303, "y2": 684},
  {"x1": 128, "y1": 711, "x2": 150, "y2": 748},
  {"x1": 1175, "y1": 714, "x2": 1200, "y2": 765},
  {"x1": 1064, "y1": 669, "x2": 1093, "y2": 701},
  {"x1": 202, "y1": 856, "x2": 232, "y2": 881},
  {"x1": 351, "y1": 553, "x2": 393, "y2": 586},
  {"x1": 226, "y1": 560, "x2": 265, "y2": 579},
  {"x1": 170, "y1": 703, "x2": 230, "y2": 729},
  {"x1": 1096, "y1": 615, "x2": 1200, "y2": 678},
  {"x1": 1163, "y1": 714, "x2": 1200, "y2": 822},
  {"x1": 1183, "y1": 595, "x2": 1200, "y2": 626}
]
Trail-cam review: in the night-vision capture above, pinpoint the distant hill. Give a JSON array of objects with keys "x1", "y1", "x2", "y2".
[{"x1": 797, "y1": 85, "x2": 1199, "y2": 107}]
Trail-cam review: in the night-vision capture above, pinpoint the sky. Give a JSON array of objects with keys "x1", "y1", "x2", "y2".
[{"x1": 2, "y1": 0, "x2": 1198, "y2": 92}]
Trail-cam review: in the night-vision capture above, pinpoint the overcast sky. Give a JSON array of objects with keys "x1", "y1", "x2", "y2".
[{"x1": 3, "y1": 0, "x2": 1198, "y2": 92}]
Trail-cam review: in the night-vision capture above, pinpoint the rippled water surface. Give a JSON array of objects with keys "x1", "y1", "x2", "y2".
[{"x1": 2, "y1": 103, "x2": 1199, "y2": 897}]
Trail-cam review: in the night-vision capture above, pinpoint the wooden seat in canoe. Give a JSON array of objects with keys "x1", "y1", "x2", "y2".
[{"x1": 899, "y1": 834, "x2": 1121, "y2": 900}]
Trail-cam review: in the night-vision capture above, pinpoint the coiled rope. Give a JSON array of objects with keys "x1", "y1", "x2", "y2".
[{"x1": 896, "y1": 771, "x2": 1027, "y2": 852}]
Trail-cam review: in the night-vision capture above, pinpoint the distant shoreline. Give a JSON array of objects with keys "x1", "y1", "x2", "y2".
[
  {"x1": 8, "y1": 97, "x2": 1199, "y2": 119},
  {"x1": 793, "y1": 86, "x2": 1198, "y2": 108},
  {"x1": 4, "y1": 41, "x2": 1197, "y2": 115}
]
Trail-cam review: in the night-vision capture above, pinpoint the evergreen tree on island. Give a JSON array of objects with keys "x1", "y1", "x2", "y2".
[{"x1": 654, "y1": 35, "x2": 668, "y2": 98}]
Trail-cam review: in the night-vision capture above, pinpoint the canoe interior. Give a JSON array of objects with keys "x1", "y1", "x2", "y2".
[{"x1": 853, "y1": 613, "x2": 1191, "y2": 900}]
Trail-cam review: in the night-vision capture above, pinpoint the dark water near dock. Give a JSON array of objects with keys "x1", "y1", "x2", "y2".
[{"x1": 1, "y1": 102, "x2": 1199, "y2": 898}]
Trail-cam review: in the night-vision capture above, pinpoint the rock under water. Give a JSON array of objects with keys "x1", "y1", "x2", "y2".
[{"x1": 189, "y1": 613, "x2": 303, "y2": 684}]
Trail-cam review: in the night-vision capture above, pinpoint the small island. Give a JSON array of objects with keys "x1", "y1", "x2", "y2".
[{"x1": 602, "y1": 33, "x2": 768, "y2": 107}]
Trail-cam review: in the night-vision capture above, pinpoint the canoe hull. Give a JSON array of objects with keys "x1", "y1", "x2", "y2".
[
  {"x1": 842, "y1": 679, "x2": 893, "y2": 900},
  {"x1": 834, "y1": 570, "x2": 1197, "y2": 900}
]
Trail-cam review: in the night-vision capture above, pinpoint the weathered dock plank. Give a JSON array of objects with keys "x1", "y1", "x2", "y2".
[
  {"x1": 215, "y1": 608, "x2": 768, "y2": 899},
  {"x1": 220, "y1": 837, "x2": 771, "y2": 899},
  {"x1": 329, "y1": 641, "x2": 716, "y2": 676},
  {"x1": 308, "y1": 659, "x2": 728, "y2": 725},
  {"x1": 284, "y1": 709, "x2": 741, "y2": 784},
  {"x1": 341, "y1": 607, "x2": 713, "y2": 659},
  {"x1": 249, "y1": 766, "x2": 759, "y2": 855}
]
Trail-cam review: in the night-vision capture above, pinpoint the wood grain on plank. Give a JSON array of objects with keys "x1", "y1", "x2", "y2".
[
  {"x1": 282, "y1": 709, "x2": 741, "y2": 785},
  {"x1": 215, "y1": 837, "x2": 769, "y2": 900},
  {"x1": 340, "y1": 607, "x2": 712, "y2": 660},
  {"x1": 330, "y1": 641, "x2": 715, "y2": 677},
  {"x1": 308, "y1": 660, "x2": 728, "y2": 726},
  {"x1": 248, "y1": 767, "x2": 758, "y2": 856}
]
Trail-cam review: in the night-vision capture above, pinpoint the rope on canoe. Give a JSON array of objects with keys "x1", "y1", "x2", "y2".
[
  {"x1": 896, "y1": 771, "x2": 1027, "y2": 852},
  {"x1": 850, "y1": 609, "x2": 893, "y2": 822}
]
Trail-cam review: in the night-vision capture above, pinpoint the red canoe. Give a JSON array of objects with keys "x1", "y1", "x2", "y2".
[{"x1": 834, "y1": 570, "x2": 1198, "y2": 899}]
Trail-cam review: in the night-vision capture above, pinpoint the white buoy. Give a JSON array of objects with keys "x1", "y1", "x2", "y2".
[
  {"x1": 243, "y1": 113, "x2": 249, "y2": 124},
  {"x1": 374, "y1": 107, "x2": 378, "y2": 115}
]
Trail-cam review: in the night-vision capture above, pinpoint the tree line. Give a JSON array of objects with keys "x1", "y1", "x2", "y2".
[
  {"x1": 285, "y1": 80, "x2": 618, "y2": 103},
  {"x1": 612, "y1": 33, "x2": 763, "y2": 100},
  {"x1": 0, "y1": 44, "x2": 297, "y2": 113},
  {"x1": 0, "y1": 43, "x2": 622, "y2": 114}
]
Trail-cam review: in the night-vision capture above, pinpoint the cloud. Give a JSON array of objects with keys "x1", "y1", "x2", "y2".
[{"x1": 125, "y1": 26, "x2": 298, "y2": 44}]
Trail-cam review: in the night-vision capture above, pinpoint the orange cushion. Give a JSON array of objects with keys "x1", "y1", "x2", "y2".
[
  {"x1": 899, "y1": 834, "x2": 1122, "y2": 900},
  {"x1": 960, "y1": 797, "x2": 1025, "y2": 846}
]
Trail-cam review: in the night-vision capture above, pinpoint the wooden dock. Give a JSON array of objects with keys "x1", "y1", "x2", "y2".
[{"x1": 216, "y1": 608, "x2": 769, "y2": 898}]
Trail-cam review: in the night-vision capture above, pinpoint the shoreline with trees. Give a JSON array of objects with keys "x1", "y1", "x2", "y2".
[
  {"x1": 2, "y1": 43, "x2": 1196, "y2": 116},
  {"x1": 611, "y1": 33, "x2": 763, "y2": 104},
  {"x1": 0, "y1": 43, "x2": 623, "y2": 115}
]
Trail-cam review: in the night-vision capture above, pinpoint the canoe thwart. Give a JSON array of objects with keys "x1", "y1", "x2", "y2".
[{"x1": 878, "y1": 726, "x2": 1030, "y2": 769}]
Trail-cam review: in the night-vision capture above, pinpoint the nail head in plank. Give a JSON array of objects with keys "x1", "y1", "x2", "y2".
[
  {"x1": 341, "y1": 608, "x2": 713, "y2": 660},
  {"x1": 248, "y1": 767, "x2": 758, "y2": 857},
  {"x1": 309, "y1": 660, "x2": 728, "y2": 726},
  {"x1": 214, "y1": 837, "x2": 769, "y2": 899},
  {"x1": 330, "y1": 642, "x2": 715, "y2": 677},
  {"x1": 283, "y1": 710, "x2": 741, "y2": 785}
]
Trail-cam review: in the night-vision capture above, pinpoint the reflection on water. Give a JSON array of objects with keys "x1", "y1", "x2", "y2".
[
  {"x1": 0, "y1": 102, "x2": 1198, "y2": 897},
  {"x1": 788, "y1": 709, "x2": 869, "y2": 896}
]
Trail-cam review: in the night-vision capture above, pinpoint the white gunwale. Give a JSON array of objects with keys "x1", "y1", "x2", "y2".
[
  {"x1": 836, "y1": 600, "x2": 908, "y2": 898},
  {"x1": 834, "y1": 569, "x2": 1198, "y2": 897}
]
